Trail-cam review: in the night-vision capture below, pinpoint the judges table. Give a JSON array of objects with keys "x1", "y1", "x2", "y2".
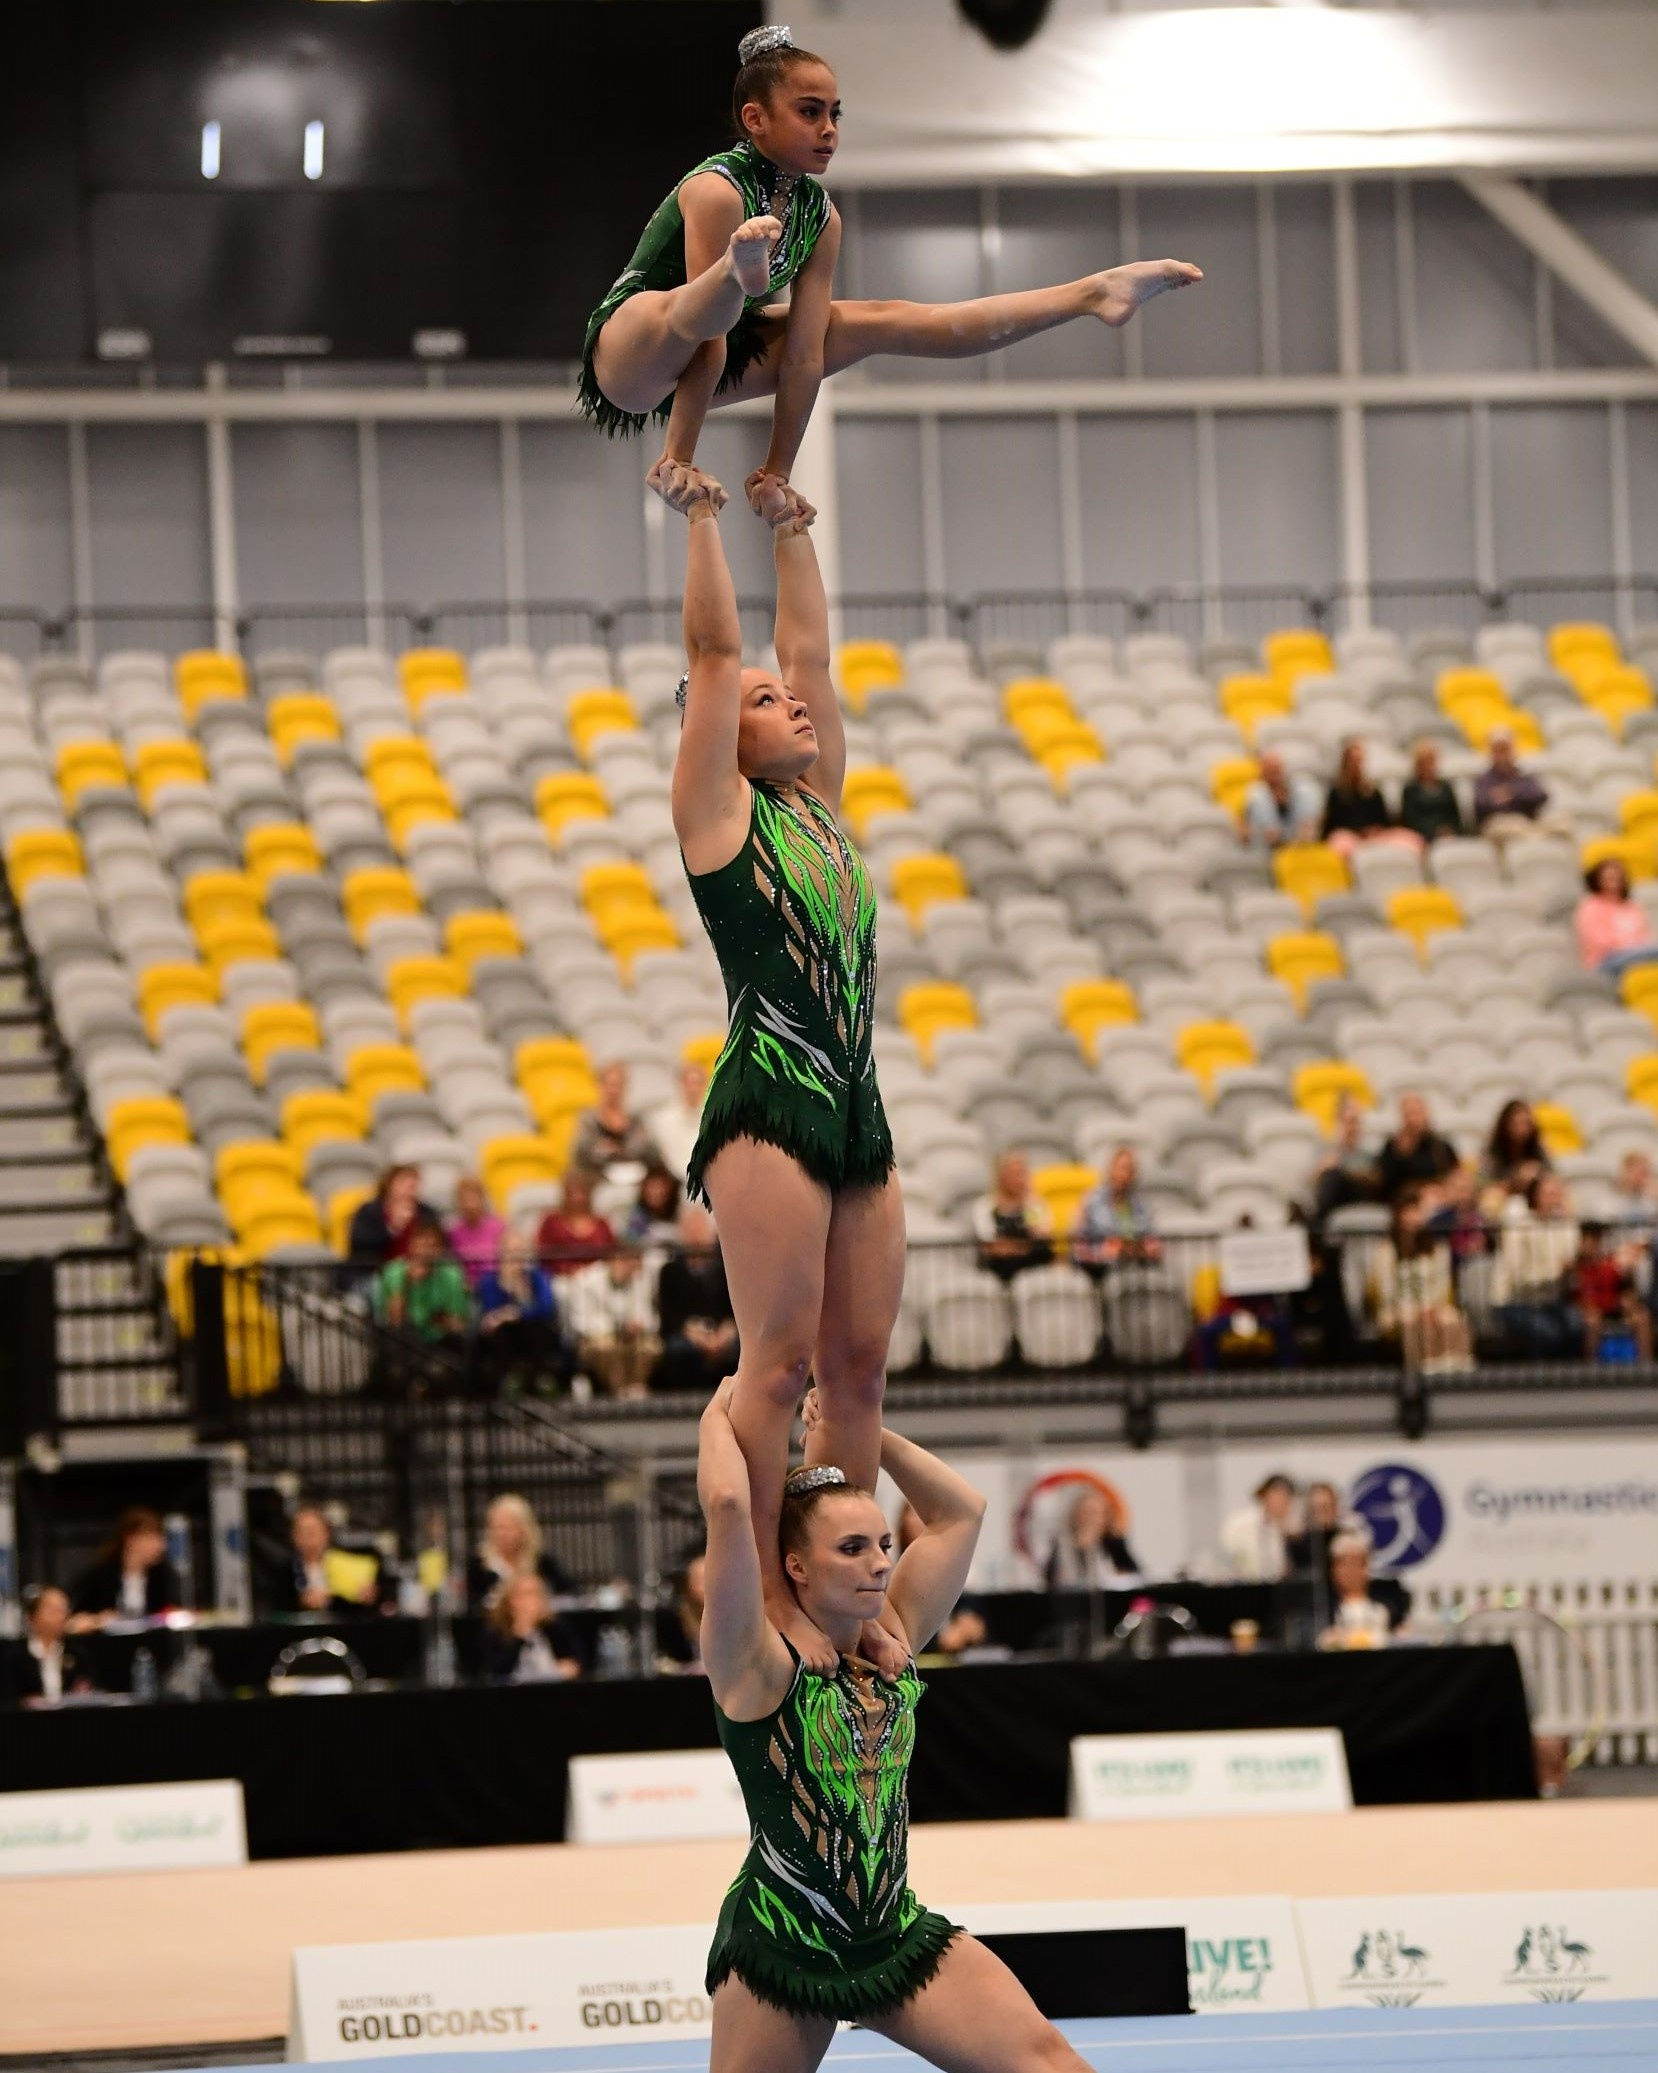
[{"x1": 0, "y1": 1643, "x2": 1536, "y2": 1860}]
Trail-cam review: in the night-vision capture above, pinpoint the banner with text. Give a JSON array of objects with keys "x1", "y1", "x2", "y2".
[
  {"x1": 565, "y1": 1750, "x2": 748, "y2": 1846},
  {"x1": 0, "y1": 1779, "x2": 246, "y2": 1878},
  {"x1": 1069, "y1": 1729, "x2": 1351, "y2": 1823}
]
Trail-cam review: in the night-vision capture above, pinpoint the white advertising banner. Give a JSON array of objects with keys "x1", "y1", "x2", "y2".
[
  {"x1": 0, "y1": 1780, "x2": 246, "y2": 1878},
  {"x1": 1069, "y1": 1729, "x2": 1352, "y2": 1824},
  {"x1": 1298, "y1": 1889, "x2": 1658, "y2": 2010},
  {"x1": 565, "y1": 1750, "x2": 748, "y2": 1846},
  {"x1": 1211, "y1": 1436, "x2": 1658, "y2": 1588}
]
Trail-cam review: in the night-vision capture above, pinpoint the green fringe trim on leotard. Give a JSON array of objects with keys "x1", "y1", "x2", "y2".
[
  {"x1": 685, "y1": 1092, "x2": 896, "y2": 1208},
  {"x1": 707, "y1": 1909, "x2": 960, "y2": 2022},
  {"x1": 577, "y1": 304, "x2": 776, "y2": 440}
]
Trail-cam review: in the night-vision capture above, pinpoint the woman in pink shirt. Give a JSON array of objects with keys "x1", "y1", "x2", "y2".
[
  {"x1": 1575, "y1": 860, "x2": 1658, "y2": 975},
  {"x1": 446, "y1": 1174, "x2": 506, "y2": 1289}
]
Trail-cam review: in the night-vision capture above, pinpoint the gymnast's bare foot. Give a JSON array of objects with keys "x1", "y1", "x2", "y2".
[
  {"x1": 1092, "y1": 258, "x2": 1204, "y2": 328},
  {"x1": 728, "y1": 215, "x2": 783, "y2": 297}
]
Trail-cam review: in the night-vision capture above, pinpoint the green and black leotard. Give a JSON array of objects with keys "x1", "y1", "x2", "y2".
[
  {"x1": 579, "y1": 139, "x2": 833, "y2": 438},
  {"x1": 708, "y1": 1645, "x2": 959, "y2": 2020},
  {"x1": 684, "y1": 779, "x2": 894, "y2": 1204}
]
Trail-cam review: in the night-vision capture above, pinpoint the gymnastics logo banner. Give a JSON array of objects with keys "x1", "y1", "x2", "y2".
[
  {"x1": 565, "y1": 1749, "x2": 748, "y2": 1846},
  {"x1": 1068, "y1": 1729, "x2": 1352, "y2": 1823}
]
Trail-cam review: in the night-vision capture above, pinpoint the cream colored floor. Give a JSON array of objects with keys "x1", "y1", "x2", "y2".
[{"x1": 8, "y1": 1800, "x2": 1656, "y2": 2057}]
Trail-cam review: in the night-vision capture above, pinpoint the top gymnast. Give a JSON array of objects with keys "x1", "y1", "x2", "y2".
[{"x1": 582, "y1": 23, "x2": 1202, "y2": 502}]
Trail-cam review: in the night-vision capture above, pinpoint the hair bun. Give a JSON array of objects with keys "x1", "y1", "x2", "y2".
[{"x1": 739, "y1": 25, "x2": 796, "y2": 64}]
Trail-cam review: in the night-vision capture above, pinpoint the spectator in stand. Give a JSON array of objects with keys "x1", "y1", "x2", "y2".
[
  {"x1": 565, "y1": 1248, "x2": 661, "y2": 1397},
  {"x1": 1371, "y1": 1185, "x2": 1471, "y2": 1372},
  {"x1": 654, "y1": 1203, "x2": 739, "y2": 1393},
  {"x1": 1399, "y1": 741, "x2": 1464, "y2": 847},
  {"x1": 1478, "y1": 1100, "x2": 1552, "y2": 1215},
  {"x1": 623, "y1": 1164, "x2": 683, "y2": 1252},
  {"x1": 1045, "y1": 1484, "x2": 1143, "y2": 1588},
  {"x1": 1473, "y1": 726, "x2": 1569, "y2": 848},
  {"x1": 1313, "y1": 1097, "x2": 1381, "y2": 1223},
  {"x1": 446, "y1": 1174, "x2": 505, "y2": 1291},
  {"x1": 1220, "y1": 1473, "x2": 1298, "y2": 1582},
  {"x1": 655, "y1": 1552, "x2": 707, "y2": 1671},
  {"x1": 0, "y1": 1585, "x2": 98, "y2": 1704},
  {"x1": 572, "y1": 1062, "x2": 664, "y2": 1179},
  {"x1": 480, "y1": 1571, "x2": 586, "y2": 1684},
  {"x1": 270, "y1": 1503, "x2": 385, "y2": 1616},
  {"x1": 375, "y1": 1213, "x2": 473, "y2": 1350},
  {"x1": 347, "y1": 1164, "x2": 435, "y2": 1269},
  {"x1": 476, "y1": 1228, "x2": 569, "y2": 1395},
  {"x1": 1572, "y1": 1222, "x2": 1651, "y2": 1362},
  {"x1": 1320, "y1": 1531, "x2": 1411, "y2": 1648},
  {"x1": 1242, "y1": 750, "x2": 1322, "y2": 852},
  {"x1": 467, "y1": 1492, "x2": 571, "y2": 1613},
  {"x1": 1423, "y1": 1163, "x2": 1491, "y2": 1276},
  {"x1": 1376, "y1": 1092, "x2": 1458, "y2": 1205},
  {"x1": 1494, "y1": 1170, "x2": 1582, "y2": 1359},
  {"x1": 647, "y1": 1060, "x2": 710, "y2": 1184},
  {"x1": 1614, "y1": 1149, "x2": 1658, "y2": 1223},
  {"x1": 1283, "y1": 1479, "x2": 1358, "y2": 1574},
  {"x1": 1073, "y1": 1148, "x2": 1162, "y2": 1274},
  {"x1": 536, "y1": 1170, "x2": 616, "y2": 1276},
  {"x1": 1321, "y1": 739, "x2": 1423, "y2": 859},
  {"x1": 972, "y1": 1152, "x2": 1056, "y2": 1281},
  {"x1": 1576, "y1": 859, "x2": 1658, "y2": 977},
  {"x1": 69, "y1": 1507, "x2": 181, "y2": 1628}
]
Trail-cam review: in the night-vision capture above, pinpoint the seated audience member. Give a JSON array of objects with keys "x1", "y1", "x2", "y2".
[
  {"x1": 375, "y1": 1214, "x2": 473, "y2": 1348},
  {"x1": 1572, "y1": 1222, "x2": 1652, "y2": 1362},
  {"x1": 1045, "y1": 1485, "x2": 1143, "y2": 1589},
  {"x1": 476, "y1": 1229, "x2": 569, "y2": 1394},
  {"x1": 1423, "y1": 1162, "x2": 1491, "y2": 1273},
  {"x1": 623, "y1": 1164, "x2": 683, "y2": 1252},
  {"x1": 1072, "y1": 1148, "x2": 1161, "y2": 1273},
  {"x1": 972, "y1": 1151, "x2": 1055, "y2": 1281},
  {"x1": 566, "y1": 1248, "x2": 660, "y2": 1397},
  {"x1": 655, "y1": 1553, "x2": 707, "y2": 1671},
  {"x1": 1372, "y1": 1186, "x2": 1471, "y2": 1372},
  {"x1": 1313, "y1": 1098, "x2": 1380, "y2": 1223},
  {"x1": 479, "y1": 1571, "x2": 586, "y2": 1684},
  {"x1": 572, "y1": 1062, "x2": 664, "y2": 1179},
  {"x1": 467, "y1": 1492, "x2": 570, "y2": 1612},
  {"x1": 446, "y1": 1175, "x2": 505, "y2": 1291},
  {"x1": 1220, "y1": 1473, "x2": 1298, "y2": 1582},
  {"x1": 1398, "y1": 741, "x2": 1464, "y2": 847},
  {"x1": 1478, "y1": 1099, "x2": 1551, "y2": 1214},
  {"x1": 1320, "y1": 1531, "x2": 1410, "y2": 1647},
  {"x1": 654, "y1": 1203, "x2": 739, "y2": 1393},
  {"x1": 1576, "y1": 859, "x2": 1658, "y2": 976},
  {"x1": 1376, "y1": 1092, "x2": 1458, "y2": 1205},
  {"x1": 347, "y1": 1163, "x2": 435, "y2": 1269},
  {"x1": 1614, "y1": 1149, "x2": 1658, "y2": 1224},
  {"x1": 535, "y1": 1170, "x2": 616, "y2": 1276},
  {"x1": 270, "y1": 1503, "x2": 385, "y2": 1616},
  {"x1": 897, "y1": 1504, "x2": 987, "y2": 1658},
  {"x1": 1473, "y1": 727, "x2": 1566, "y2": 846},
  {"x1": 0, "y1": 1585, "x2": 98, "y2": 1703},
  {"x1": 1242, "y1": 751, "x2": 1322, "y2": 852},
  {"x1": 1283, "y1": 1479, "x2": 1358, "y2": 1573},
  {"x1": 648, "y1": 1061, "x2": 709, "y2": 1183},
  {"x1": 1194, "y1": 1266, "x2": 1296, "y2": 1372},
  {"x1": 1494, "y1": 1171, "x2": 1582, "y2": 1359},
  {"x1": 70, "y1": 1507, "x2": 181, "y2": 1627},
  {"x1": 1320, "y1": 739, "x2": 1423, "y2": 859}
]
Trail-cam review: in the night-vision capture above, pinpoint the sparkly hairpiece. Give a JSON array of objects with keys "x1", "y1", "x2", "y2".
[
  {"x1": 738, "y1": 25, "x2": 796, "y2": 65},
  {"x1": 675, "y1": 672, "x2": 689, "y2": 709},
  {"x1": 786, "y1": 1464, "x2": 847, "y2": 1496}
]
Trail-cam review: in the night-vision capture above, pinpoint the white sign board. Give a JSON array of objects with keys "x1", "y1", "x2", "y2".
[
  {"x1": 1070, "y1": 1729, "x2": 1352, "y2": 1822},
  {"x1": 1297, "y1": 1889, "x2": 1658, "y2": 2009},
  {"x1": 1219, "y1": 1226, "x2": 1311, "y2": 1298},
  {"x1": 565, "y1": 1749, "x2": 748, "y2": 1846},
  {"x1": 0, "y1": 1780, "x2": 246, "y2": 1878}
]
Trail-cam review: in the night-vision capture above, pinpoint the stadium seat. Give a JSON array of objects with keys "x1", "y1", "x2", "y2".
[
  {"x1": 245, "y1": 823, "x2": 324, "y2": 889},
  {"x1": 343, "y1": 1043, "x2": 426, "y2": 1109},
  {"x1": 1058, "y1": 979, "x2": 1137, "y2": 1060},
  {"x1": 4, "y1": 827, "x2": 83, "y2": 894},
  {"x1": 1174, "y1": 1020, "x2": 1256, "y2": 1098},
  {"x1": 398, "y1": 648, "x2": 467, "y2": 708},
  {"x1": 105, "y1": 1095, "x2": 192, "y2": 1180},
  {"x1": 566, "y1": 688, "x2": 638, "y2": 759},
  {"x1": 1583, "y1": 832, "x2": 1657, "y2": 883},
  {"x1": 1548, "y1": 622, "x2": 1620, "y2": 675},
  {"x1": 183, "y1": 871, "x2": 264, "y2": 936},
  {"x1": 342, "y1": 866, "x2": 422, "y2": 940},
  {"x1": 444, "y1": 910, "x2": 523, "y2": 968},
  {"x1": 1293, "y1": 1060, "x2": 1373, "y2": 1133},
  {"x1": 174, "y1": 650, "x2": 247, "y2": 716},
  {"x1": 890, "y1": 854, "x2": 969, "y2": 925},
  {"x1": 1029, "y1": 1161, "x2": 1096, "y2": 1238},
  {"x1": 1273, "y1": 843, "x2": 1349, "y2": 916},
  {"x1": 230, "y1": 1184, "x2": 325, "y2": 1257},
  {"x1": 1265, "y1": 930, "x2": 1344, "y2": 1009},
  {"x1": 240, "y1": 1001, "x2": 322, "y2": 1083},
  {"x1": 55, "y1": 741, "x2": 128, "y2": 809},
  {"x1": 216, "y1": 1138, "x2": 302, "y2": 1214},
  {"x1": 1385, "y1": 885, "x2": 1462, "y2": 956},
  {"x1": 136, "y1": 962, "x2": 218, "y2": 1036},
  {"x1": 537, "y1": 771, "x2": 609, "y2": 840},
  {"x1": 840, "y1": 767, "x2": 913, "y2": 839},
  {"x1": 1531, "y1": 1100, "x2": 1584, "y2": 1156},
  {"x1": 281, "y1": 1089, "x2": 365, "y2": 1156},
  {"x1": 478, "y1": 1133, "x2": 562, "y2": 1211},
  {"x1": 1208, "y1": 756, "x2": 1261, "y2": 819},
  {"x1": 837, "y1": 641, "x2": 904, "y2": 711},
  {"x1": 897, "y1": 981, "x2": 977, "y2": 1063}
]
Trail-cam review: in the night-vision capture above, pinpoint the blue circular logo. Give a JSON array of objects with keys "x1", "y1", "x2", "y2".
[{"x1": 1348, "y1": 1464, "x2": 1446, "y2": 1569}]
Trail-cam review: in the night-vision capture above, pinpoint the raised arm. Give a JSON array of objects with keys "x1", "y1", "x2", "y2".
[
  {"x1": 768, "y1": 514, "x2": 845, "y2": 810},
  {"x1": 758, "y1": 206, "x2": 840, "y2": 488},
  {"x1": 880, "y1": 1429, "x2": 986, "y2": 1655},
  {"x1": 660, "y1": 467, "x2": 750, "y2": 874},
  {"x1": 697, "y1": 1382, "x2": 794, "y2": 1715}
]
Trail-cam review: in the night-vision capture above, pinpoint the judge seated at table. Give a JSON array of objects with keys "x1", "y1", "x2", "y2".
[
  {"x1": 69, "y1": 1507, "x2": 182, "y2": 1629},
  {"x1": 1044, "y1": 1485, "x2": 1143, "y2": 1590},
  {"x1": 0, "y1": 1585, "x2": 99, "y2": 1704},
  {"x1": 1319, "y1": 1531, "x2": 1411, "y2": 1649},
  {"x1": 270, "y1": 1504, "x2": 387, "y2": 1617},
  {"x1": 654, "y1": 1552, "x2": 707, "y2": 1671},
  {"x1": 479, "y1": 1572, "x2": 587, "y2": 1684}
]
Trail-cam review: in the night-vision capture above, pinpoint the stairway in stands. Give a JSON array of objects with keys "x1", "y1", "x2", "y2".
[{"x1": 0, "y1": 899, "x2": 180, "y2": 1420}]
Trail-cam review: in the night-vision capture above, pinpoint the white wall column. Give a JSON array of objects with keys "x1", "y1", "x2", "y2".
[{"x1": 203, "y1": 364, "x2": 239, "y2": 652}]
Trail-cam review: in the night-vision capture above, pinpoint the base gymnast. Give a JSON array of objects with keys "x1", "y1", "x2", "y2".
[{"x1": 697, "y1": 1381, "x2": 1087, "y2": 2073}]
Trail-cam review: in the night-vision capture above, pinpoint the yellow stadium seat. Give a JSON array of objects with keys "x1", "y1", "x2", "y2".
[
  {"x1": 839, "y1": 767, "x2": 912, "y2": 840},
  {"x1": 106, "y1": 1095, "x2": 191, "y2": 1181},
  {"x1": 1002, "y1": 679, "x2": 1074, "y2": 731},
  {"x1": 605, "y1": 912, "x2": 680, "y2": 976},
  {"x1": 537, "y1": 770, "x2": 610, "y2": 840},
  {"x1": 132, "y1": 739, "x2": 209, "y2": 809},
  {"x1": 1273, "y1": 842, "x2": 1349, "y2": 917},
  {"x1": 231, "y1": 1185, "x2": 324, "y2": 1257},
  {"x1": 341, "y1": 866, "x2": 421, "y2": 941},
  {"x1": 198, "y1": 915, "x2": 281, "y2": 973},
  {"x1": 224, "y1": 1271, "x2": 283, "y2": 1396},
  {"x1": 1220, "y1": 674, "x2": 1293, "y2": 725},
  {"x1": 1583, "y1": 833, "x2": 1658, "y2": 884},
  {"x1": 444, "y1": 910, "x2": 523, "y2": 968},
  {"x1": 1059, "y1": 979, "x2": 1137, "y2": 1061},
  {"x1": 1619, "y1": 792, "x2": 1658, "y2": 847},
  {"x1": 362, "y1": 734, "x2": 436, "y2": 781},
  {"x1": 580, "y1": 860, "x2": 656, "y2": 926},
  {"x1": 1436, "y1": 666, "x2": 1508, "y2": 716},
  {"x1": 215, "y1": 1138, "x2": 302, "y2": 1215},
  {"x1": 1463, "y1": 707, "x2": 1540, "y2": 753},
  {"x1": 398, "y1": 647, "x2": 468, "y2": 708},
  {"x1": 1266, "y1": 930, "x2": 1345, "y2": 1010},
  {"x1": 837, "y1": 641, "x2": 903, "y2": 710},
  {"x1": 1024, "y1": 718, "x2": 1105, "y2": 771},
  {"x1": 1531, "y1": 1101, "x2": 1583, "y2": 1157},
  {"x1": 183, "y1": 870, "x2": 263, "y2": 935},
  {"x1": 1174, "y1": 1020, "x2": 1256, "y2": 1099},
  {"x1": 4, "y1": 827, "x2": 84, "y2": 895},
  {"x1": 282, "y1": 1089, "x2": 365, "y2": 1155},
  {"x1": 515, "y1": 1035, "x2": 594, "y2": 1085},
  {"x1": 244, "y1": 822, "x2": 323, "y2": 890},
  {"x1": 524, "y1": 1070, "x2": 600, "y2": 1132},
  {"x1": 1293, "y1": 1061, "x2": 1374, "y2": 1135},
  {"x1": 343, "y1": 1043, "x2": 426, "y2": 1108},
  {"x1": 55, "y1": 741, "x2": 128, "y2": 809},
  {"x1": 328, "y1": 1185, "x2": 373, "y2": 1257},
  {"x1": 240, "y1": 1001, "x2": 322, "y2": 1083},
  {"x1": 567, "y1": 688, "x2": 638, "y2": 760},
  {"x1": 1385, "y1": 885, "x2": 1462, "y2": 957},
  {"x1": 1210, "y1": 756, "x2": 1261, "y2": 820},
  {"x1": 889, "y1": 853, "x2": 969, "y2": 926},
  {"x1": 385, "y1": 794, "x2": 458, "y2": 852},
  {"x1": 1263, "y1": 628, "x2": 1334, "y2": 687},
  {"x1": 136, "y1": 962, "x2": 217, "y2": 1036},
  {"x1": 897, "y1": 981, "x2": 976, "y2": 1064},
  {"x1": 1627, "y1": 1055, "x2": 1658, "y2": 1114},
  {"x1": 384, "y1": 956, "x2": 469, "y2": 1022},
  {"x1": 681, "y1": 1032, "x2": 725, "y2": 1074},
  {"x1": 1621, "y1": 966, "x2": 1658, "y2": 1026},
  {"x1": 266, "y1": 694, "x2": 341, "y2": 765},
  {"x1": 1548, "y1": 622, "x2": 1620, "y2": 672},
  {"x1": 1585, "y1": 663, "x2": 1654, "y2": 711},
  {"x1": 174, "y1": 650, "x2": 247, "y2": 716},
  {"x1": 1030, "y1": 1162, "x2": 1097, "y2": 1240},
  {"x1": 479, "y1": 1133, "x2": 562, "y2": 1213},
  {"x1": 838, "y1": 640, "x2": 903, "y2": 680}
]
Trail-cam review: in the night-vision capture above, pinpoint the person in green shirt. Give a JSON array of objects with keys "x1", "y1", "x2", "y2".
[{"x1": 375, "y1": 1215, "x2": 473, "y2": 1346}]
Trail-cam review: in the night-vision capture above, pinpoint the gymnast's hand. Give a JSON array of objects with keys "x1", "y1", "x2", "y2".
[
  {"x1": 647, "y1": 457, "x2": 728, "y2": 517},
  {"x1": 746, "y1": 469, "x2": 815, "y2": 533}
]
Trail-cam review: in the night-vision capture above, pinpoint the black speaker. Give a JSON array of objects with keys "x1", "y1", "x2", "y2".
[
  {"x1": 957, "y1": 0, "x2": 1054, "y2": 52},
  {"x1": 976, "y1": 1926, "x2": 1191, "y2": 2019}
]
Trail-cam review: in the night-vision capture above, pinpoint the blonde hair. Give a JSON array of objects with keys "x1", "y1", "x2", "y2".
[{"x1": 481, "y1": 1493, "x2": 543, "y2": 1571}]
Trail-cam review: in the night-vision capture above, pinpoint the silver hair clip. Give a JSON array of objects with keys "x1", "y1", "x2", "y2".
[
  {"x1": 739, "y1": 24, "x2": 796, "y2": 63},
  {"x1": 675, "y1": 673, "x2": 689, "y2": 709},
  {"x1": 787, "y1": 1464, "x2": 848, "y2": 1495}
]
